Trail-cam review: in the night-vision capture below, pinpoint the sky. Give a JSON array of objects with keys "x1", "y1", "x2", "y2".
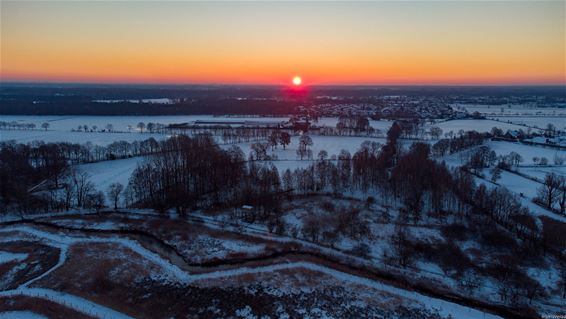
[{"x1": 1, "y1": 1, "x2": 564, "y2": 85}]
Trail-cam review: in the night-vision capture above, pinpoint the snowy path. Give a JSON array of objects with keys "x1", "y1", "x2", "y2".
[
  {"x1": 0, "y1": 288, "x2": 134, "y2": 319},
  {"x1": 0, "y1": 311, "x2": 47, "y2": 319},
  {"x1": 0, "y1": 226, "x2": 503, "y2": 319}
]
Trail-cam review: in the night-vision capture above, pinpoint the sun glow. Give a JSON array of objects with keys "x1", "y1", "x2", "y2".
[{"x1": 292, "y1": 76, "x2": 302, "y2": 86}]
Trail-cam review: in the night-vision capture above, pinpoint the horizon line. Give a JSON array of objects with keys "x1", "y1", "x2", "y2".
[{"x1": 2, "y1": 80, "x2": 565, "y2": 88}]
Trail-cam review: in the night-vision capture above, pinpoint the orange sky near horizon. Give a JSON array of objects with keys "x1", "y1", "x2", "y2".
[{"x1": 1, "y1": 1, "x2": 564, "y2": 85}]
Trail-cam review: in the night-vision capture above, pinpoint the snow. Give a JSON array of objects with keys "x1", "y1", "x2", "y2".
[
  {"x1": 486, "y1": 140, "x2": 565, "y2": 165},
  {"x1": 0, "y1": 115, "x2": 292, "y2": 133},
  {"x1": 235, "y1": 305, "x2": 257, "y2": 319},
  {"x1": 491, "y1": 117, "x2": 566, "y2": 130},
  {"x1": 473, "y1": 176, "x2": 566, "y2": 224},
  {"x1": 0, "y1": 288, "x2": 134, "y2": 319},
  {"x1": 0, "y1": 225, "x2": 501, "y2": 319},
  {"x1": 452, "y1": 104, "x2": 566, "y2": 117},
  {"x1": 0, "y1": 226, "x2": 192, "y2": 283},
  {"x1": 0, "y1": 130, "x2": 167, "y2": 146},
  {"x1": 182, "y1": 234, "x2": 266, "y2": 263},
  {"x1": 67, "y1": 135, "x2": 393, "y2": 195},
  {"x1": 76, "y1": 156, "x2": 144, "y2": 202},
  {"x1": 492, "y1": 170, "x2": 540, "y2": 199},
  {"x1": 1, "y1": 115, "x2": 393, "y2": 146},
  {"x1": 21, "y1": 246, "x2": 68, "y2": 288},
  {"x1": 517, "y1": 166, "x2": 566, "y2": 180},
  {"x1": 0, "y1": 311, "x2": 48, "y2": 319},
  {"x1": 433, "y1": 119, "x2": 540, "y2": 134},
  {"x1": 93, "y1": 98, "x2": 174, "y2": 104},
  {"x1": 193, "y1": 261, "x2": 502, "y2": 319},
  {"x1": 0, "y1": 251, "x2": 28, "y2": 264}
]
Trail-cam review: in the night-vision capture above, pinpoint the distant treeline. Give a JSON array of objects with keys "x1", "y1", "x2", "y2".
[
  {"x1": 1, "y1": 84, "x2": 564, "y2": 115},
  {"x1": 0, "y1": 99, "x2": 299, "y2": 116}
]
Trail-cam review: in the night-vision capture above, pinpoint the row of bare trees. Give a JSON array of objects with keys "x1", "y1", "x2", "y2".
[{"x1": 535, "y1": 173, "x2": 566, "y2": 214}]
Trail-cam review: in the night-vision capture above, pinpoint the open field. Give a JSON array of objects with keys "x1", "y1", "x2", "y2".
[
  {"x1": 433, "y1": 119, "x2": 544, "y2": 134},
  {"x1": 491, "y1": 117, "x2": 566, "y2": 130},
  {"x1": 452, "y1": 104, "x2": 566, "y2": 117}
]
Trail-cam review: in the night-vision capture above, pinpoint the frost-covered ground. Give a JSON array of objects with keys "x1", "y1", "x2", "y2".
[
  {"x1": 0, "y1": 115, "x2": 396, "y2": 146},
  {"x1": 0, "y1": 115, "x2": 394, "y2": 132},
  {"x1": 0, "y1": 129, "x2": 169, "y2": 146},
  {"x1": 517, "y1": 166, "x2": 566, "y2": 180},
  {"x1": 432, "y1": 119, "x2": 541, "y2": 134},
  {"x1": 474, "y1": 175, "x2": 566, "y2": 224},
  {"x1": 0, "y1": 224, "x2": 505, "y2": 319},
  {"x1": 76, "y1": 157, "x2": 144, "y2": 201},
  {"x1": 0, "y1": 115, "x2": 290, "y2": 132},
  {"x1": 451, "y1": 103, "x2": 566, "y2": 117},
  {"x1": 0, "y1": 252, "x2": 28, "y2": 265},
  {"x1": 0, "y1": 311, "x2": 48, "y2": 319},
  {"x1": 486, "y1": 140, "x2": 565, "y2": 165},
  {"x1": 484, "y1": 169, "x2": 540, "y2": 198},
  {"x1": 437, "y1": 140, "x2": 566, "y2": 168},
  {"x1": 491, "y1": 117, "x2": 566, "y2": 130}
]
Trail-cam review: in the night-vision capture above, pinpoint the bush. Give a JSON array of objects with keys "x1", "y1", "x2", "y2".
[
  {"x1": 441, "y1": 223, "x2": 469, "y2": 242},
  {"x1": 350, "y1": 243, "x2": 371, "y2": 259},
  {"x1": 421, "y1": 242, "x2": 472, "y2": 277},
  {"x1": 320, "y1": 201, "x2": 336, "y2": 213},
  {"x1": 480, "y1": 228, "x2": 518, "y2": 251}
]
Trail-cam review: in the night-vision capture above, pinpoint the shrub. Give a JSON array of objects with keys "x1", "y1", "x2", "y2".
[
  {"x1": 350, "y1": 243, "x2": 371, "y2": 259},
  {"x1": 441, "y1": 223, "x2": 469, "y2": 242}
]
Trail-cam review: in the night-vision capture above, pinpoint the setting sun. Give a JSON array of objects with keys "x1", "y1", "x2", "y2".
[{"x1": 292, "y1": 76, "x2": 302, "y2": 86}]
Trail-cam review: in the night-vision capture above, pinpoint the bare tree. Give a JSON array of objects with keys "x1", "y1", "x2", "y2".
[
  {"x1": 72, "y1": 171, "x2": 94, "y2": 208},
  {"x1": 85, "y1": 191, "x2": 105, "y2": 214},
  {"x1": 430, "y1": 126, "x2": 443, "y2": 139},
  {"x1": 146, "y1": 122, "x2": 155, "y2": 133},
  {"x1": 390, "y1": 225, "x2": 414, "y2": 268},
  {"x1": 297, "y1": 134, "x2": 313, "y2": 160},
  {"x1": 279, "y1": 132, "x2": 291, "y2": 150},
  {"x1": 490, "y1": 167, "x2": 502, "y2": 183},
  {"x1": 268, "y1": 131, "x2": 279, "y2": 151},
  {"x1": 41, "y1": 122, "x2": 50, "y2": 131},
  {"x1": 536, "y1": 173, "x2": 561, "y2": 210},
  {"x1": 558, "y1": 177, "x2": 566, "y2": 215},
  {"x1": 137, "y1": 122, "x2": 145, "y2": 133},
  {"x1": 107, "y1": 182, "x2": 124, "y2": 210},
  {"x1": 302, "y1": 215, "x2": 321, "y2": 243}
]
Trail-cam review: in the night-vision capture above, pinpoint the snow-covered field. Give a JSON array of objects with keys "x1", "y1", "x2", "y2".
[
  {"x1": 517, "y1": 166, "x2": 566, "y2": 180},
  {"x1": 486, "y1": 140, "x2": 565, "y2": 165},
  {"x1": 93, "y1": 98, "x2": 174, "y2": 104},
  {"x1": 491, "y1": 117, "x2": 566, "y2": 130},
  {"x1": 452, "y1": 104, "x2": 566, "y2": 116},
  {"x1": 433, "y1": 119, "x2": 541, "y2": 134},
  {"x1": 487, "y1": 169, "x2": 540, "y2": 198},
  {"x1": 0, "y1": 115, "x2": 396, "y2": 146},
  {"x1": 76, "y1": 157, "x2": 144, "y2": 199},
  {"x1": 0, "y1": 115, "x2": 291, "y2": 132},
  {"x1": 0, "y1": 130, "x2": 168, "y2": 146},
  {"x1": 0, "y1": 115, "x2": 393, "y2": 132}
]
